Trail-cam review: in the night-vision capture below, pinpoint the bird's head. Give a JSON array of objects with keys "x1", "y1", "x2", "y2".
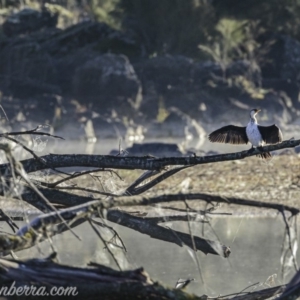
[{"x1": 250, "y1": 108, "x2": 261, "y2": 118}]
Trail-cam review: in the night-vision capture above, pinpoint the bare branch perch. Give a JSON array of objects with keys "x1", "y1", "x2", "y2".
[{"x1": 0, "y1": 139, "x2": 299, "y2": 175}]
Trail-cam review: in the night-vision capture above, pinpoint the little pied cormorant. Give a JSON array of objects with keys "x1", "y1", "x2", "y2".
[{"x1": 208, "y1": 109, "x2": 283, "y2": 159}]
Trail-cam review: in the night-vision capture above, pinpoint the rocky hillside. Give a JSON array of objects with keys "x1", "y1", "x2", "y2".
[{"x1": 0, "y1": 7, "x2": 300, "y2": 143}]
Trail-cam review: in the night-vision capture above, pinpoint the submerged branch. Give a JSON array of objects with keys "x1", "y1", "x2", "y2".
[
  {"x1": 0, "y1": 196, "x2": 229, "y2": 257},
  {"x1": 106, "y1": 209, "x2": 230, "y2": 257}
]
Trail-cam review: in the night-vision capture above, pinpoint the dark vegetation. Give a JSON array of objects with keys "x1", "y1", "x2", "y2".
[{"x1": 0, "y1": 0, "x2": 300, "y2": 137}]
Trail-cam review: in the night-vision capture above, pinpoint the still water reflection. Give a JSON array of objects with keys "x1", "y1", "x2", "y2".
[
  {"x1": 6, "y1": 215, "x2": 297, "y2": 297},
  {"x1": 32, "y1": 136, "x2": 252, "y2": 156}
]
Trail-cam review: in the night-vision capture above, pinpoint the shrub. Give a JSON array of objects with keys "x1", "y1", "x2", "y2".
[{"x1": 118, "y1": 0, "x2": 217, "y2": 57}]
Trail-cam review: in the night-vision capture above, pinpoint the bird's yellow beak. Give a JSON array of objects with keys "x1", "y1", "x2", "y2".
[{"x1": 256, "y1": 109, "x2": 261, "y2": 113}]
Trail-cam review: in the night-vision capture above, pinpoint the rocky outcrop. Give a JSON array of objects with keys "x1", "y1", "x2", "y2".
[
  {"x1": 0, "y1": 11, "x2": 299, "y2": 140},
  {"x1": 0, "y1": 19, "x2": 140, "y2": 97},
  {"x1": 72, "y1": 54, "x2": 142, "y2": 113},
  {"x1": 133, "y1": 55, "x2": 195, "y2": 94}
]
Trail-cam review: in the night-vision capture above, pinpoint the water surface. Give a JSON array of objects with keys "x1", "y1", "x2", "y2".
[{"x1": 5, "y1": 215, "x2": 296, "y2": 297}]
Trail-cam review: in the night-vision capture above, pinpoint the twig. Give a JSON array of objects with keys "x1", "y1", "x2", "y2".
[
  {"x1": 125, "y1": 169, "x2": 162, "y2": 195},
  {"x1": 145, "y1": 214, "x2": 208, "y2": 224},
  {"x1": 280, "y1": 212, "x2": 298, "y2": 275},
  {"x1": 40, "y1": 184, "x2": 118, "y2": 197},
  {"x1": 0, "y1": 104, "x2": 9, "y2": 122},
  {"x1": 41, "y1": 168, "x2": 122, "y2": 188},
  {"x1": 115, "y1": 193, "x2": 300, "y2": 216},
  {"x1": 3, "y1": 135, "x2": 45, "y2": 163},
  {"x1": 3, "y1": 145, "x2": 81, "y2": 241},
  {"x1": 157, "y1": 205, "x2": 232, "y2": 216},
  {"x1": 88, "y1": 218, "x2": 122, "y2": 271},
  {"x1": 232, "y1": 282, "x2": 260, "y2": 299},
  {"x1": 90, "y1": 219, "x2": 127, "y2": 252},
  {"x1": 230, "y1": 285, "x2": 285, "y2": 300},
  {"x1": 0, "y1": 209, "x2": 18, "y2": 233},
  {"x1": 0, "y1": 126, "x2": 64, "y2": 140},
  {"x1": 0, "y1": 199, "x2": 103, "y2": 253},
  {"x1": 183, "y1": 200, "x2": 204, "y2": 284}
]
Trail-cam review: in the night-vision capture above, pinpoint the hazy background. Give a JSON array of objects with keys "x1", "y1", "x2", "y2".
[{"x1": 0, "y1": 0, "x2": 300, "y2": 152}]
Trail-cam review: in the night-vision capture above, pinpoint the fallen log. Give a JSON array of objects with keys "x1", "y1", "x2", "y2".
[{"x1": 0, "y1": 255, "x2": 206, "y2": 300}]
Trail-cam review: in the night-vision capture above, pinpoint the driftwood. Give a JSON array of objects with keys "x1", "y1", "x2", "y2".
[
  {"x1": 0, "y1": 255, "x2": 291, "y2": 300},
  {"x1": 0, "y1": 254, "x2": 207, "y2": 300}
]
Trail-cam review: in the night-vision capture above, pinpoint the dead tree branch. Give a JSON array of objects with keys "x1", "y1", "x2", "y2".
[
  {"x1": 0, "y1": 126, "x2": 64, "y2": 140},
  {"x1": 279, "y1": 265, "x2": 300, "y2": 299},
  {"x1": 0, "y1": 255, "x2": 206, "y2": 300},
  {"x1": 0, "y1": 200, "x2": 102, "y2": 253},
  {"x1": 114, "y1": 193, "x2": 300, "y2": 216},
  {"x1": 0, "y1": 196, "x2": 229, "y2": 257},
  {"x1": 40, "y1": 168, "x2": 122, "y2": 188},
  {"x1": 0, "y1": 209, "x2": 18, "y2": 233},
  {"x1": 106, "y1": 209, "x2": 230, "y2": 257},
  {"x1": 125, "y1": 166, "x2": 189, "y2": 195},
  {"x1": 220, "y1": 285, "x2": 285, "y2": 300},
  {"x1": 0, "y1": 139, "x2": 299, "y2": 175}
]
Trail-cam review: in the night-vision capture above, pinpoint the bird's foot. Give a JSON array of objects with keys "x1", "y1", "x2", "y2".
[
  {"x1": 255, "y1": 146, "x2": 272, "y2": 159},
  {"x1": 257, "y1": 146, "x2": 264, "y2": 152},
  {"x1": 248, "y1": 147, "x2": 255, "y2": 153}
]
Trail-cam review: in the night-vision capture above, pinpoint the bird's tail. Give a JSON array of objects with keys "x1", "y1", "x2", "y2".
[{"x1": 256, "y1": 151, "x2": 272, "y2": 159}]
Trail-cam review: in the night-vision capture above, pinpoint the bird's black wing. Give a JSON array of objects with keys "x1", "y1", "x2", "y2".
[
  {"x1": 208, "y1": 125, "x2": 248, "y2": 144},
  {"x1": 257, "y1": 124, "x2": 283, "y2": 144}
]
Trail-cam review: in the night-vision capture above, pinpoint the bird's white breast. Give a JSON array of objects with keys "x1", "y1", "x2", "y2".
[{"x1": 246, "y1": 122, "x2": 264, "y2": 147}]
